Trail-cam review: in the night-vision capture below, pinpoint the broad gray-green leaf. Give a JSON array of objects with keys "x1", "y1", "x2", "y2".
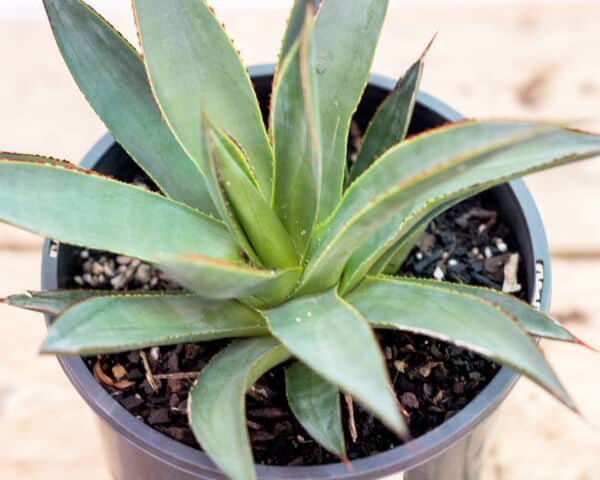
[
  {"x1": 133, "y1": 0, "x2": 274, "y2": 197},
  {"x1": 272, "y1": 12, "x2": 322, "y2": 254},
  {"x1": 402, "y1": 277, "x2": 590, "y2": 346},
  {"x1": 159, "y1": 254, "x2": 301, "y2": 306},
  {"x1": 278, "y1": 0, "x2": 320, "y2": 68},
  {"x1": 199, "y1": 114, "x2": 261, "y2": 266},
  {"x1": 189, "y1": 338, "x2": 291, "y2": 480},
  {"x1": 341, "y1": 124, "x2": 600, "y2": 292},
  {"x1": 42, "y1": 294, "x2": 267, "y2": 355},
  {"x1": 347, "y1": 277, "x2": 577, "y2": 411},
  {"x1": 43, "y1": 0, "x2": 216, "y2": 215},
  {"x1": 286, "y1": 362, "x2": 346, "y2": 458},
  {"x1": 349, "y1": 40, "x2": 430, "y2": 181},
  {"x1": 0, "y1": 158, "x2": 240, "y2": 264},
  {"x1": 211, "y1": 130, "x2": 298, "y2": 269},
  {"x1": 265, "y1": 290, "x2": 407, "y2": 437},
  {"x1": 2, "y1": 290, "x2": 109, "y2": 315},
  {"x1": 300, "y1": 122, "x2": 600, "y2": 295},
  {"x1": 301, "y1": 122, "x2": 541, "y2": 294},
  {"x1": 313, "y1": 0, "x2": 389, "y2": 222},
  {"x1": 344, "y1": 194, "x2": 462, "y2": 291}
]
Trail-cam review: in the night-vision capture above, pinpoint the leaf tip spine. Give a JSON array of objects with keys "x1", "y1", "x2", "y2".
[
  {"x1": 38, "y1": 342, "x2": 55, "y2": 356},
  {"x1": 420, "y1": 31, "x2": 438, "y2": 62},
  {"x1": 574, "y1": 337, "x2": 599, "y2": 353}
]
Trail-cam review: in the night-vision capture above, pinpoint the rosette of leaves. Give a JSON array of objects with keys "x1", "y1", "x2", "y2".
[{"x1": 1, "y1": 1, "x2": 599, "y2": 479}]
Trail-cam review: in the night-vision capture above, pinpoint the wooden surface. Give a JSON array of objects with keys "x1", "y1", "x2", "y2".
[{"x1": 0, "y1": 3, "x2": 599, "y2": 479}]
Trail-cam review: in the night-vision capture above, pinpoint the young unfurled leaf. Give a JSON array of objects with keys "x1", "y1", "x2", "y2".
[
  {"x1": 199, "y1": 114, "x2": 261, "y2": 266},
  {"x1": 0, "y1": 157, "x2": 240, "y2": 264},
  {"x1": 43, "y1": 0, "x2": 217, "y2": 215},
  {"x1": 159, "y1": 254, "x2": 301, "y2": 307},
  {"x1": 265, "y1": 290, "x2": 407, "y2": 437},
  {"x1": 313, "y1": 0, "x2": 390, "y2": 222},
  {"x1": 272, "y1": 11, "x2": 322, "y2": 255},
  {"x1": 286, "y1": 362, "x2": 346, "y2": 459},
  {"x1": 210, "y1": 130, "x2": 298, "y2": 269},
  {"x1": 41, "y1": 294, "x2": 267, "y2": 355},
  {"x1": 400, "y1": 277, "x2": 591, "y2": 346},
  {"x1": 189, "y1": 338, "x2": 291, "y2": 480},
  {"x1": 133, "y1": 0, "x2": 274, "y2": 197},
  {"x1": 349, "y1": 39, "x2": 433, "y2": 181},
  {"x1": 278, "y1": 0, "x2": 320, "y2": 70},
  {"x1": 300, "y1": 122, "x2": 600, "y2": 295},
  {"x1": 347, "y1": 277, "x2": 577, "y2": 411}
]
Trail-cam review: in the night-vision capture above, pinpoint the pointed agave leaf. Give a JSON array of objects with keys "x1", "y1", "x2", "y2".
[
  {"x1": 2, "y1": 290, "x2": 111, "y2": 315},
  {"x1": 265, "y1": 290, "x2": 407, "y2": 437},
  {"x1": 286, "y1": 362, "x2": 346, "y2": 459},
  {"x1": 189, "y1": 338, "x2": 291, "y2": 480},
  {"x1": 341, "y1": 126, "x2": 600, "y2": 293},
  {"x1": 207, "y1": 129, "x2": 298, "y2": 269},
  {"x1": 43, "y1": 0, "x2": 216, "y2": 215},
  {"x1": 272, "y1": 11, "x2": 322, "y2": 254},
  {"x1": 0, "y1": 157, "x2": 240, "y2": 264},
  {"x1": 278, "y1": 0, "x2": 320, "y2": 70},
  {"x1": 198, "y1": 114, "x2": 261, "y2": 266},
  {"x1": 159, "y1": 254, "x2": 301, "y2": 306},
  {"x1": 301, "y1": 122, "x2": 544, "y2": 294},
  {"x1": 365, "y1": 181, "x2": 508, "y2": 279},
  {"x1": 349, "y1": 39, "x2": 432, "y2": 181},
  {"x1": 347, "y1": 277, "x2": 577, "y2": 411},
  {"x1": 344, "y1": 194, "x2": 462, "y2": 291},
  {"x1": 372, "y1": 184, "x2": 516, "y2": 277},
  {"x1": 401, "y1": 277, "x2": 591, "y2": 346},
  {"x1": 313, "y1": 0, "x2": 389, "y2": 222},
  {"x1": 299, "y1": 122, "x2": 600, "y2": 296},
  {"x1": 42, "y1": 294, "x2": 267, "y2": 355},
  {"x1": 133, "y1": 0, "x2": 274, "y2": 197}
]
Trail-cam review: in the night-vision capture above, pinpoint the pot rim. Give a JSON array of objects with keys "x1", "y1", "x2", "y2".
[{"x1": 41, "y1": 65, "x2": 552, "y2": 479}]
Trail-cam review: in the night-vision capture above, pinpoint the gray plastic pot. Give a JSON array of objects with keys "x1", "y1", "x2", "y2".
[{"x1": 41, "y1": 65, "x2": 551, "y2": 480}]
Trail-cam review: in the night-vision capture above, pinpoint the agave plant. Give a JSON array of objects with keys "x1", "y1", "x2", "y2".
[{"x1": 1, "y1": 0, "x2": 599, "y2": 479}]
